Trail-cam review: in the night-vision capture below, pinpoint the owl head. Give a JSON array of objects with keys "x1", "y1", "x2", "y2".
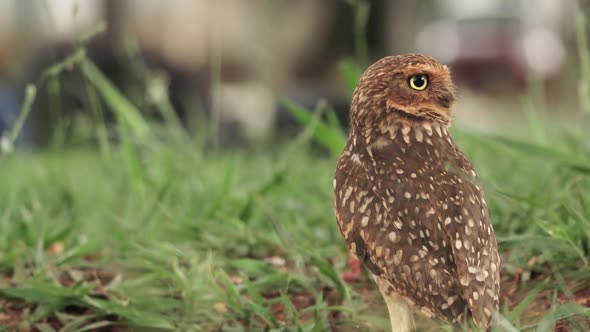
[{"x1": 351, "y1": 54, "x2": 456, "y2": 129}]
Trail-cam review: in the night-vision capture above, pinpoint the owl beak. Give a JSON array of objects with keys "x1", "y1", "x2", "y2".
[{"x1": 436, "y1": 91, "x2": 455, "y2": 109}]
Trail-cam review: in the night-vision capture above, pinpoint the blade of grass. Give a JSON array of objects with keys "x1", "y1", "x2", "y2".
[
  {"x1": 83, "y1": 75, "x2": 111, "y2": 156},
  {"x1": 339, "y1": 60, "x2": 362, "y2": 99},
  {"x1": 8, "y1": 85, "x2": 37, "y2": 145},
  {"x1": 300, "y1": 249, "x2": 350, "y2": 303},
  {"x1": 241, "y1": 276, "x2": 280, "y2": 328},
  {"x1": 576, "y1": 4, "x2": 590, "y2": 113},
  {"x1": 281, "y1": 98, "x2": 346, "y2": 156},
  {"x1": 280, "y1": 291, "x2": 302, "y2": 329},
  {"x1": 1, "y1": 280, "x2": 94, "y2": 305},
  {"x1": 80, "y1": 59, "x2": 150, "y2": 139},
  {"x1": 536, "y1": 303, "x2": 590, "y2": 332},
  {"x1": 507, "y1": 282, "x2": 546, "y2": 321},
  {"x1": 345, "y1": 0, "x2": 371, "y2": 67},
  {"x1": 82, "y1": 296, "x2": 174, "y2": 330}
]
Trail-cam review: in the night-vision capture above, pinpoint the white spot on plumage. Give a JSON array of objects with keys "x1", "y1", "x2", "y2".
[
  {"x1": 460, "y1": 276, "x2": 470, "y2": 286},
  {"x1": 434, "y1": 124, "x2": 442, "y2": 137},
  {"x1": 476, "y1": 273, "x2": 486, "y2": 282},
  {"x1": 359, "y1": 196, "x2": 373, "y2": 212},
  {"x1": 388, "y1": 231, "x2": 397, "y2": 243},
  {"x1": 393, "y1": 250, "x2": 403, "y2": 265},
  {"x1": 429, "y1": 269, "x2": 437, "y2": 279},
  {"x1": 402, "y1": 126, "x2": 411, "y2": 136},
  {"x1": 422, "y1": 123, "x2": 432, "y2": 136},
  {"x1": 361, "y1": 216, "x2": 369, "y2": 227},
  {"x1": 415, "y1": 129, "x2": 423, "y2": 143},
  {"x1": 464, "y1": 239, "x2": 472, "y2": 250},
  {"x1": 343, "y1": 187, "x2": 353, "y2": 204}
]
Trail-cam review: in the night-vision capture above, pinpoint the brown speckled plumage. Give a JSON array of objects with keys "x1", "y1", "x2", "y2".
[{"x1": 334, "y1": 54, "x2": 500, "y2": 330}]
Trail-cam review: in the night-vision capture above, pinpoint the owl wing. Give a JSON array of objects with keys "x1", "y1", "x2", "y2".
[
  {"x1": 442, "y1": 152, "x2": 500, "y2": 327},
  {"x1": 335, "y1": 143, "x2": 469, "y2": 323},
  {"x1": 334, "y1": 134, "x2": 499, "y2": 327}
]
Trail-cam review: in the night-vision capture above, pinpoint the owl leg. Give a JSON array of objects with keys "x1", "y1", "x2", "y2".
[
  {"x1": 383, "y1": 292, "x2": 414, "y2": 332},
  {"x1": 374, "y1": 276, "x2": 414, "y2": 332}
]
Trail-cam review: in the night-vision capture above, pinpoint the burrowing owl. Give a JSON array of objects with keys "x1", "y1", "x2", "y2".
[{"x1": 334, "y1": 54, "x2": 500, "y2": 331}]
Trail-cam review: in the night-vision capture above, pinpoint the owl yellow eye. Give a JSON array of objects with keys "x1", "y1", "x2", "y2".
[{"x1": 409, "y1": 74, "x2": 428, "y2": 91}]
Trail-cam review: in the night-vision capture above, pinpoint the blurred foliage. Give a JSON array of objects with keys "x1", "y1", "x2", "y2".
[{"x1": 0, "y1": 4, "x2": 589, "y2": 330}]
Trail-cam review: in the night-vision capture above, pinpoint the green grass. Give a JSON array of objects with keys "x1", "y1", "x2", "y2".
[
  {"x1": 1, "y1": 16, "x2": 590, "y2": 332},
  {"x1": 1, "y1": 105, "x2": 589, "y2": 331}
]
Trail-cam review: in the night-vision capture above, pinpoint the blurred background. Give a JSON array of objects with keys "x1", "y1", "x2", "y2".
[{"x1": 0, "y1": 0, "x2": 584, "y2": 148}]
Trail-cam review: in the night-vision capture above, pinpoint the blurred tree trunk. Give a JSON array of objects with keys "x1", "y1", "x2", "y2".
[
  {"x1": 385, "y1": 1, "x2": 435, "y2": 54},
  {"x1": 14, "y1": 0, "x2": 40, "y2": 44},
  {"x1": 104, "y1": 0, "x2": 126, "y2": 45}
]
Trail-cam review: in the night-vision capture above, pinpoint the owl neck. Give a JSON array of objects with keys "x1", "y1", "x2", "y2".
[
  {"x1": 351, "y1": 111, "x2": 451, "y2": 139},
  {"x1": 349, "y1": 120, "x2": 453, "y2": 155},
  {"x1": 351, "y1": 103, "x2": 451, "y2": 133}
]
